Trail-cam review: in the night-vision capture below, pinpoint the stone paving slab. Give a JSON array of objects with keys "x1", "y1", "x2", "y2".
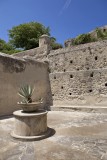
[{"x1": 0, "y1": 111, "x2": 107, "y2": 159}]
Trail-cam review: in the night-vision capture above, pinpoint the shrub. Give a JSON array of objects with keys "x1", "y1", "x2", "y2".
[
  {"x1": 96, "y1": 28, "x2": 107, "y2": 40},
  {"x1": 72, "y1": 34, "x2": 95, "y2": 45}
]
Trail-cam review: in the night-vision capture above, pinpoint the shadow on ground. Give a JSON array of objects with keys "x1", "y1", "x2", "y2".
[{"x1": 0, "y1": 111, "x2": 107, "y2": 159}]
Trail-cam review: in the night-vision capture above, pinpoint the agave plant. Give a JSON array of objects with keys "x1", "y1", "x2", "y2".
[{"x1": 18, "y1": 85, "x2": 35, "y2": 103}]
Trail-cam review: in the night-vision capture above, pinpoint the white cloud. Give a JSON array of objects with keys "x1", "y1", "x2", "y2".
[
  {"x1": 59, "y1": 0, "x2": 72, "y2": 15},
  {"x1": 63, "y1": 0, "x2": 72, "y2": 10}
]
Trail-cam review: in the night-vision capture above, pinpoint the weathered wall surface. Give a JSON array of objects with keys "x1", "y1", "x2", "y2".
[
  {"x1": 0, "y1": 53, "x2": 52, "y2": 116},
  {"x1": 49, "y1": 40, "x2": 107, "y2": 106},
  {"x1": 13, "y1": 35, "x2": 107, "y2": 106},
  {"x1": 50, "y1": 70, "x2": 107, "y2": 106},
  {"x1": 14, "y1": 35, "x2": 51, "y2": 61},
  {"x1": 49, "y1": 40, "x2": 107, "y2": 72},
  {"x1": 14, "y1": 46, "x2": 48, "y2": 60}
]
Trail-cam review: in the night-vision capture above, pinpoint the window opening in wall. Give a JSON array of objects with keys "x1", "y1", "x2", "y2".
[
  {"x1": 99, "y1": 50, "x2": 103, "y2": 54},
  {"x1": 64, "y1": 69, "x2": 66, "y2": 72},
  {"x1": 86, "y1": 67, "x2": 89, "y2": 70},
  {"x1": 70, "y1": 60, "x2": 73, "y2": 64},
  {"x1": 89, "y1": 89, "x2": 92, "y2": 93},
  {"x1": 61, "y1": 86, "x2": 63, "y2": 89},
  {"x1": 95, "y1": 56, "x2": 98, "y2": 60},
  {"x1": 104, "y1": 58, "x2": 106, "y2": 61},
  {"x1": 55, "y1": 63, "x2": 57, "y2": 66},
  {"x1": 52, "y1": 94, "x2": 54, "y2": 96},
  {"x1": 105, "y1": 83, "x2": 107, "y2": 87},
  {"x1": 90, "y1": 72, "x2": 93, "y2": 77},
  {"x1": 77, "y1": 68, "x2": 79, "y2": 71},
  {"x1": 99, "y1": 89, "x2": 101, "y2": 93},
  {"x1": 70, "y1": 75, "x2": 73, "y2": 78},
  {"x1": 54, "y1": 76, "x2": 56, "y2": 79},
  {"x1": 103, "y1": 29, "x2": 106, "y2": 32},
  {"x1": 88, "y1": 47, "x2": 92, "y2": 54},
  {"x1": 69, "y1": 93, "x2": 72, "y2": 95}
]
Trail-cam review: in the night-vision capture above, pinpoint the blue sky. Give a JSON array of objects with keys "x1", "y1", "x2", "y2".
[{"x1": 0, "y1": 0, "x2": 107, "y2": 45}]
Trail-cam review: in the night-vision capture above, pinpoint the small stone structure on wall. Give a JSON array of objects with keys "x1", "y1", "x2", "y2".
[{"x1": 14, "y1": 34, "x2": 107, "y2": 107}]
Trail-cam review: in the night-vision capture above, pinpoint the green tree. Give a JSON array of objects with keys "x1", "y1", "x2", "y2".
[
  {"x1": 8, "y1": 22, "x2": 50, "y2": 50},
  {"x1": 50, "y1": 37, "x2": 63, "y2": 50},
  {"x1": 0, "y1": 38, "x2": 20, "y2": 54}
]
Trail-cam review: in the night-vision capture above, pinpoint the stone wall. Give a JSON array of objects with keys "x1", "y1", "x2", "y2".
[
  {"x1": 49, "y1": 40, "x2": 107, "y2": 106},
  {"x1": 13, "y1": 35, "x2": 107, "y2": 106},
  {"x1": 0, "y1": 53, "x2": 52, "y2": 116},
  {"x1": 49, "y1": 40, "x2": 107, "y2": 72},
  {"x1": 14, "y1": 35, "x2": 51, "y2": 61},
  {"x1": 14, "y1": 46, "x2": 48, "y2": 60},
  {"x1": 50, "y1": 69, "x2": 107, "y2": 106}
]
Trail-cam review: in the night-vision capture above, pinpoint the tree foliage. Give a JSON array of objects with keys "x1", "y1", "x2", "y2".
[
  {"x1": 8, "y1": 22, "x2": 50, "y2": 50},
  {"x1": 50, "y1": 37, "x2": 63, "y2": 50},
  {"x1": 72, "y1": 34, "x2": 96, "y2": 45},
  {"x1": 72, "y1": 28, "x2": 107, "y2": 46},
  {"x1": 0, "y1": 38, "x2": 20, "y2": 54},
  {"x1": 96, "y1": 28, "x2": 107, "y2": 40},
  {"x1": 0, "y1": 21, "x2": 62, "y2": 54}
]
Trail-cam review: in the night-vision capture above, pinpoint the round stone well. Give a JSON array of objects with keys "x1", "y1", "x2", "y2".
[{"x1": 11, "y1": 110, "x2": 50, "y2": 140}]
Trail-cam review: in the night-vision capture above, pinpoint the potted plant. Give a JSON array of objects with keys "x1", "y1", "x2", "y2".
[{"x1": 17, "y1": 84, "x2": 43, "y2": 112}]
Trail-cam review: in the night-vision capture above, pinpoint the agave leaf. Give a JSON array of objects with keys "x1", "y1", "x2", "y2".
[
  {"x1": 22, "y1": 98, "x2": 28, "y2": 104},
  {"x1": 18, "y1": 91, "x2": 26, "y2": 98},
  {"x1": 31, "y1": 87, "x2": 35, "y2": 95},
  {"x1": 27, "y1": 85, "x2": 31, "y2": 97},
  {"x1": 27, "y1": 86, "x2": 31, "y2": 97},
  {"x1": 22, "y1": 86, "x2": 29, "y2": 98},
  {"x1": 20, "y1": 87, "x2": 26, "y2": 94},
  {"x1": 20, "y1": 87, "x2": 28, "y2": 98},
  {"x1": 28, "y1": 85, "x2": 32, "y2": 95},
  {"x1": 26, "y1": 85, "x2": 29, "y2": 95},
  {"x1": 18, "y1": 85, "x2": 35, "y2": 102},
  {"x1": 22, "y1": 86, "x2": 27, "y2": 94}
]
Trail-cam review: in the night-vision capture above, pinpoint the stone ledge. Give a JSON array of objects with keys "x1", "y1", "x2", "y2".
[{"x1": 50, "y1": 105, "x2": 107, "y2": 113}]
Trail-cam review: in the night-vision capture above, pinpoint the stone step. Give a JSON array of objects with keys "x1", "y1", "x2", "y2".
[{"x1": 50, "y1": 105, "x2": 107, "y2": 113}]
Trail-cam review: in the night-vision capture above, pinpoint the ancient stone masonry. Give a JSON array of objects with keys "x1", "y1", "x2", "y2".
[
  {"x1": 49, "y1": 40, "x2": 107, "y2": 106},
  {"x1": 14, "y1": 35, "x2": 107, "y2": 106}
]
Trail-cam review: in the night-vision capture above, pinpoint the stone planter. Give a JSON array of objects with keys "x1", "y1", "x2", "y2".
[
  {"x1": 11, "y1": 110, "x2": 51, "y2": 140},
  {"x1": 17, "y1": 102, "x2": 43, "y2": 112}
]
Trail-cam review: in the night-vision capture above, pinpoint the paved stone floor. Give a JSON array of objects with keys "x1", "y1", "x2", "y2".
[{"x1": 1, "y1": 111, "x2": 107, "y2": 160}]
